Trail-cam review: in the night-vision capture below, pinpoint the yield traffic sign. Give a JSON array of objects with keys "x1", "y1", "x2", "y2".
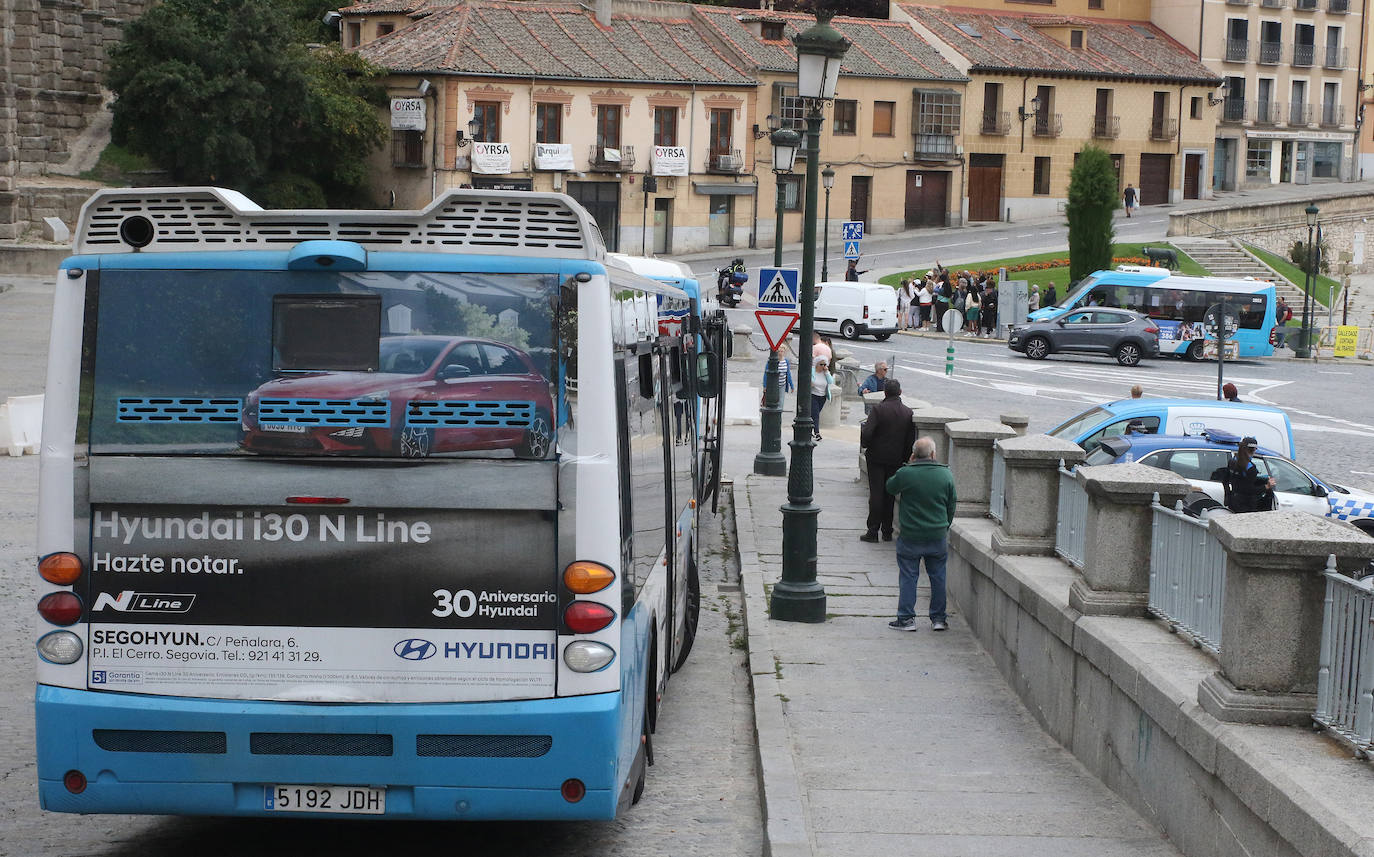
[
  {"x1": 841, "y1": 221, "x2": 864, "y2": 241},
  {"x1": 758, "y1": 267, "x2": 799, "y2": 309},
  {"x1": 755, "y1": 310, "x2": 800, "y2": 352},
  {"x1": 843, "y1": 240, "x2": 861, "y2": 260}
]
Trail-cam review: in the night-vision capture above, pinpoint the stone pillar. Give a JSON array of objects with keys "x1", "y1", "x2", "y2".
[
  {"x1": 1068, "y1": 463, "x2": 1192, "y2": 616},
  {"x1": 1198, "y1": 511, "x2": 1374, "y2": 725},
  {"x1": 944, "y1": 419, "x2": 1017, "y2": 517},
  {"x1": 910, "y1": 407, "x2": 967, "y2": 463},
  {"x1": 731, "y1": 325, "x2": 755, "y2": 361},
  {"x1": 834, "y1": 356, "x2": 860, "y2": 402},
  {"x1": 991, "y1": 435, "x2": 1087, "y2": 556},
  {"x1": 819, "y1": 383, "x2": 841, "y2": 430},
  {"x1": 1000, "y1": 413, "x2": 1030, "y2": 436}
]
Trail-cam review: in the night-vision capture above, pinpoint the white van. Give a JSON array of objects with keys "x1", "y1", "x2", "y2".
[{"x1": 813, "y1": 281, "x2": 898, "y2": 340}]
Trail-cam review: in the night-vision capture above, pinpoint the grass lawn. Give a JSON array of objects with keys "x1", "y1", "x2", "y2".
[
  {"x1": 1243, "y1": 243, "x2": 1338, "y2": 308},
  {"x1": 79, "y1": 144, "x2": 156, "y2": 185},
  {"x1": 877, "y1": 242, "x2": 1208, "y2": 292}
]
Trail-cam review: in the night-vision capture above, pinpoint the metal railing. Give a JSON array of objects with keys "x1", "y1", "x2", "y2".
[
  {"x1": 1258, "y1": 40, "x2": 1283, "y2": 63},
  {"x1": 1033, "y1": 114, "x2": 1063, "y2": 138},
  {"x1": 1293, "y1": 43, "x2": 1315, "y2": 66},
  {"x1": 589, "y1": 144, "x2": 635, "y2": 171},
  {"x1": 1315, "y1": 558, "x2": 1374, "y2": 754},
  {"x1": 1148, "y1": 498, "x2": 1227, "y2": 654},
  {"x1": 1224, "y1": 38, "x2": 1250, "y2": 62},
  {"x1": 1054, "y1": 463, "x2": 1086, "y2": 569},
  {"x1": 1290, "y1": 102, "x2": 1314, "y2": 126},
  {"x1": 1093, "y1": 114, "x2": 1120, "y2": 138},
  {"x1": 1324, "y1": 46, "x2": 1348, "y2": 69},
  {"x1": 1261, "y1": 0, "x2": 1286, "y2": 8},
  {"x1": 1329, "y1": 0, "x2": 1349, "y2": 11},
  {"x1": 707, "y1": 149, "x2": 743, "y2": 173},
  {"x1": 1221, "y1": 98, "x2": 1247, "y2": 123},
  {"x1": 981, "y1": 110, "x2": 1011, "y2": 135},
  {"x1": 1320, "y1": 104, "x2": 1345, "y2": 127},
  {"x1": 1150, "y1": 117, "x2": 1179, "y2": 141},
  {"x1": 1296, "y1": 0, "x2": 1318, "y2": 8},
  {"x1": 989, "y1": 448, "x2": 1006, "y2": 523},
  {"x1": 1252, "y1": 100, "x2": 1281, "y2": 124}
]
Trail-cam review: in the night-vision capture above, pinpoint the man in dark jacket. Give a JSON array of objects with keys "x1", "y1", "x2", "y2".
[
  {"x1": 859, "y1": 379, "x2": 915, "y2": 543},
  {"x1": 885, "y1": 436, "x2": 957, "y2": 631},
  {"x1": 1212, "y1": 437, "x2": 1275, "y2": 512}
]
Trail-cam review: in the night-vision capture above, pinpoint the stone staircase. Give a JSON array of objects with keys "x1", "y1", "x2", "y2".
[{"x1": 1169, "y1": 236, "x2": 1306, "y2": 304}]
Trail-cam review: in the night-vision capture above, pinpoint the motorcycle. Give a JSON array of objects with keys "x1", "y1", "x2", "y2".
[{"x1": 716, "y1": 260, "x2": 747, "y2": 308}]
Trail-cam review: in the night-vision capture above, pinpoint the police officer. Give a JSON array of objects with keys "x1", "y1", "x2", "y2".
[{"x1": 1213, "y1": 437, "x2": 1276, "y2": 513}]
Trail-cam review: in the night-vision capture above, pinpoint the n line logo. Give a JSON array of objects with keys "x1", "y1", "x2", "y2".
[{"x1": 92, "y1": 590, "x2": 197, "y2": 613}]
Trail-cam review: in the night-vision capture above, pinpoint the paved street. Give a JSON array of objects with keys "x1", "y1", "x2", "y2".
[{"x1": 0, "y1": 274, "x2": 760, "y2": 856}]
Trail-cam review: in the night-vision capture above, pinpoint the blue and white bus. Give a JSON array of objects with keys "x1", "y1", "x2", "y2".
[
  {"x1": 33, "y1": 187, "x2": 727, "y2": 820},
  {"x1": 1030, "y1": 268, "x2": 1278, "y2": 360}
]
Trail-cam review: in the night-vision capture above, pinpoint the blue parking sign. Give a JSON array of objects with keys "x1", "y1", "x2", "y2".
[
  {"x1": 758, "y1": 267, "x2": 799, "y2": 309},
  {"x1": 843, "y1": 240, "x2": 861, "y2": 260},
  {"x1": 841, "y1": 221, "x2": 864, "y2": 241}
]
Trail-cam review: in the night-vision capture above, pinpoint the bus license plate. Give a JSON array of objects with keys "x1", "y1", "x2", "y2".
[{"x1": 266, "y1": 784, "x2": 386, "y2": 814}]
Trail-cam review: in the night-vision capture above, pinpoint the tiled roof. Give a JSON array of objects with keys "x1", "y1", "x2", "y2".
[
  {"x1": 338, "y1": 0, "x2": 450, "y2": 15},
  {"x1": 352, "y1": 0, "x2": 754, "y2": 85},
  {"x1": 693, "y1": 7, "x2": 966, "y2": 82},
  {"x1": 900, "y1": 4, "x2": 1221, "y2": 84}
]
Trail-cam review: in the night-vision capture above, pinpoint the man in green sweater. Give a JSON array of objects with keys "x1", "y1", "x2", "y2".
[{"x1": 885, "y1": 436, "x2": 957, "y2": 632}]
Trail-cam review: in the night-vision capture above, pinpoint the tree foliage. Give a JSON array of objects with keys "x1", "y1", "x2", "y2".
[
  {"x1": 1065, "y1": 146, "x2": 1118, "y2": 283},
  {"x1": 107, "y1": 0, "x2": 388, "y2": 206}
]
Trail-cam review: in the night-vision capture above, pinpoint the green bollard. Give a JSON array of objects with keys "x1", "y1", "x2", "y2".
[{"x1": 945, "y1": 345, "x2": 954, "y2": 376}]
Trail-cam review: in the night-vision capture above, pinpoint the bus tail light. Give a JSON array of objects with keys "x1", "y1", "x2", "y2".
[
  {"x1": 563, "y1": 561, "x2": 614, "y2": 594},
  {"x1": 564, "y1": 601, "x2": 615, "y2": 634},
  {"x1": 37, "y1": 630, "x2": 83, "y2": 664},
  {"x1": 563, "y1": 641, "x2": 615, "y2": 672},
  {"x1": 560, "y1": 778, "x2": 585, "y2": 802},
  {"x1": 39, "y1": 552, "x2": 83, "y2": 585},
  {"x1": 63, "y1": 770, "x2": 87, "y2": 794},
  {"x1": 38, "y1": 591, "x2": 83, "y2": 626}
]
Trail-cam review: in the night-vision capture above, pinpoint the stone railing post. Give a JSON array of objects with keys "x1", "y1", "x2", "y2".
[
  {"x1": 1000, "y1": 413, "x2": 1030, "y2": 436},
  {"x1": 820, "y1": 383, "x2": 842, "y2": 430},
  {"x1": 991, "y1": 434, "x2": 1087, "y2": 556},
  {"x1": 910, "y1": 407, "x2": 967, "y2": 463},
  {"x1": 944, "y1": 419, "x2": 1017, "y2": 517},
  {"x1": 731, "y1": 325, "x2": 755, "y2": 361},
  {"x1": 1199, "y1": 511, "x2": 1374, "y2": 725},
  {"x1": 1067, "y1": 463, "x2": 1192, "y2": 616}
]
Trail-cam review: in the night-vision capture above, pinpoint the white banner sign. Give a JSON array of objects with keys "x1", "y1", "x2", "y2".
[
  {"x1": 533, "y1": 142, "x2": 575, "y2": 171},
  {"x1": 472, "y1": 141, "x2": 512, "y2": 174},
  {"x1": 88, "y1": 624, "x2": 556, "y2": 703},
  {"x1": 390, "y1": 98, "x2": 426, "y2": 131},
  {"x1": 652, "y1": 145, "x2": 689, "y2": 176}
]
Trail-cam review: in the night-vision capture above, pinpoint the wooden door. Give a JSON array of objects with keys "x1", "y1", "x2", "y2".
[
  {"x1": 1183, "y1": 154, "x2": 1202, "y2": 200},
  {"x1": 967, "y1": 155, "x2": 1003, "y2": 222},
  {"x1": 904, "y1": 171, "x2": 949, "y2": 227},
  {"x1": 1138, "y1": 153, "x2": 1172, "y2": 205},
  {"x1": 850, "y1": 176, "x2": 871, "y2": 224}
]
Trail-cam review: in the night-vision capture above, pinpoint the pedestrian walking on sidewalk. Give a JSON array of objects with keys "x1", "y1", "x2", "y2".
[
  {"x1": 1123, "y1": 184, "x2": 1137, "y2": 217},
  {"x1": 886, "y1": 437, "x2": 957, "y2": 632},
  {"x1": 809, "y1": 353, "x2": 834, "y2": 442},
  {"x1": 860, "y1": 380, "x2": 915, "y2": 543}
]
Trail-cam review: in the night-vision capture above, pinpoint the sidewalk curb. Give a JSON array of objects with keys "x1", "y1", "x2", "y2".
[{"x1": 730, "y1": 475, "x2": 813, "y2": 857}]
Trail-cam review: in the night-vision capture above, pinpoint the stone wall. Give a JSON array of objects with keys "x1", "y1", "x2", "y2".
[
  {"x1": 0, "y1": 0, "x2": 152, "y2": 239},
  {"x1": 1168, "y1": 186, "x2": 1374, "y2": 272}
]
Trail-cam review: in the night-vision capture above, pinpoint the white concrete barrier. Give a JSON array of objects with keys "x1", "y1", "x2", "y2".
[
  {"x1": 1, "y1": 394, "x2": 43, "y2": 456},
  {"x1": 724, "y1": 381, "x2": 760, "y2": 425}
]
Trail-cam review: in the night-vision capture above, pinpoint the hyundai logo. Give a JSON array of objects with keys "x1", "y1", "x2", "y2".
[{"x1": 394, "y1": 638, "x2": 437, "y2": 661}]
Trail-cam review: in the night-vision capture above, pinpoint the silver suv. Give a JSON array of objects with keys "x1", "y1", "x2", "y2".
[{"x1": 1008, "y1": 308, "x2": 1160, "y2": 366}]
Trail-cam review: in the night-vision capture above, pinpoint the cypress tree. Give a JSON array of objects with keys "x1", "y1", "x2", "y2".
[{"x1": 1066, "y1": 146, "x2": 1119, "y2": 283}]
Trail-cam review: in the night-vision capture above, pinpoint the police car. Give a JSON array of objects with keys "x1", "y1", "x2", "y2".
[{"x1": 1085, "y1": 431, "x2": 1374, "y2": 534}]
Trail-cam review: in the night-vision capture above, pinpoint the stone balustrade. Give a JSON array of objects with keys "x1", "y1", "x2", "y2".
[
  {"x1": 991, "y1": 435, "x2": 1086, "y2": 556},
  {"x1": 944, "y1": 419, "x2": 1017, "y2": 517}
]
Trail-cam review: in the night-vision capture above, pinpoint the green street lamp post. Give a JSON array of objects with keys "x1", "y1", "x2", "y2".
[
  {"x1": 821, "y1": 166, "x2": 836, "y2": 283},
  {"x1": 1296, "y1": 203, "x2": 1319, "y2": 359},
  {"x1": 754, "y1": 123, "x2": 801, "y2": 477},
  {"x1": 771, "y1": 14, "x2": 850, "y2": 624}
]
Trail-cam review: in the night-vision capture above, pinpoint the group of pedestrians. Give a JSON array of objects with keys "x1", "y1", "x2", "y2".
[
  {"x1": 857, "y1": 373, "x2": 957, "y2": 633},
  {"x1": 894, "y1": 264, "x2": 1000, "y2": 337}
]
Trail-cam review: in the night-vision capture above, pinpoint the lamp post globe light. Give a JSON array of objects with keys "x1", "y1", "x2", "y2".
[
  {"x1": 1296, "y1": 203, "x2": 1319, "y2": 359},
  {"x1": 770, "y1": 13, "x2": 850, "y2": 624},
  {"x1": 821, "y1": 167, "x2": 836, "y2": 283},
  {"x1": 754, "y1": 123, "x2": 802, "y2": 478}
]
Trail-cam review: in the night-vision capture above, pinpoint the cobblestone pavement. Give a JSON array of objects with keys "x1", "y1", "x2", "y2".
[{"x1": 0, "y1": 274, "x2": 761, "y2": 856}]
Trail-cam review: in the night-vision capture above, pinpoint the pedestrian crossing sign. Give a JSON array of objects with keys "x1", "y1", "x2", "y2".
[
  {"x1": 841, "y1": 221, "x2": 864, "y2": 241},
  {"x1": 843, "y1": 240, "x2": 861, "y2": 260},
  {"x1": 758, "y1": 267, "x2": 799, "y2": 309}
]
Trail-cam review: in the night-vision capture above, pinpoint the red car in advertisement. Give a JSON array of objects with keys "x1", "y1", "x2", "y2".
[{"x1": 240, "y1": 335, "x2": 555, "y2": 459}]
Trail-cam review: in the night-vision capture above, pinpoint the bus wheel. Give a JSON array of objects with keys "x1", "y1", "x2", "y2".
[
  {"x1": 671, "y1": 555, "x2": 701, "y2": 673},
  {"x1": 398, "y1": 426, "x2": 432, "y2": 458},
  {"x1": 1185, "y1": 341, "x2": 1205, "y2": 362},
  {"x1": 517, "y1": 409, "x2": 553, "y2": 459}
]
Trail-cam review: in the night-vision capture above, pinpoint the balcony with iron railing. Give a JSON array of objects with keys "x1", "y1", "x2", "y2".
[
  {"x1": 1224, "y1": 38, "x2": 1250, "y2": 62},
  {"x1": 1258, "y1": 40, "x2": 1283, "y2": 63},
  {"x1": 1320, "y1": 103, "x2": 1345, "y2": 127},
  {"x1": 1324, "y1": 46, "x2": 1347, "y2": 69},
  {"x1": 980, "y1": 110, "x2": 1010, "y2": 136},
  {"x1": 1293, "y1": 43, "x2": 1315, "y2": 66},
  {"x1": 1329, "y1": 0, "x2": 1349, "y2": 11},
  {"x1": 1295, "y1": 0, "x2": 1318, "y2": 9},
  {"x1": 1221, "y1": 97, "x2": 1247, "y2": 123},
  {"x1": 914, "y1": 132, "x2": 958, "y2": 159},
  {"x1": 1032, "y1": 113, "x2": 1062, "y2": 137},
  {"x1": 588, "y1": 144, "x2": 635, "y2": 171},
  {"x1": 1260, "y1": 0, "x2": 1286, "y2": 7},
  {"x1": 1252, "y1": 100, "x2": 1282, "y2": 125},
  {"x1": 1289, "y1": 102, "x2": 1314, "y2": 126},
  {"x1": 1092, "y1": 114, "x2": 1120, "y2": 139},
  {"x1": 1149, "y1": 116, "x2": 1179, "y2": 141},
  {"x1": 707, "y1": 148, "x2": 743, "y2": 174}
]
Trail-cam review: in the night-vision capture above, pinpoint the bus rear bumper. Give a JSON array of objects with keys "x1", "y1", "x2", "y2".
[{"x1": 36, "y1": 684, "x2": 624, "y2": 820}]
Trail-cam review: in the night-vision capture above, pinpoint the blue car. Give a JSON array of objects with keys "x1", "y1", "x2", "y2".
[
  {"x1": 1047, "y1": 398, "x2": 1295, "y2": 458},
  {"x1": 1084, "y1": 431, "x2": 1374, "y2": 534}
]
